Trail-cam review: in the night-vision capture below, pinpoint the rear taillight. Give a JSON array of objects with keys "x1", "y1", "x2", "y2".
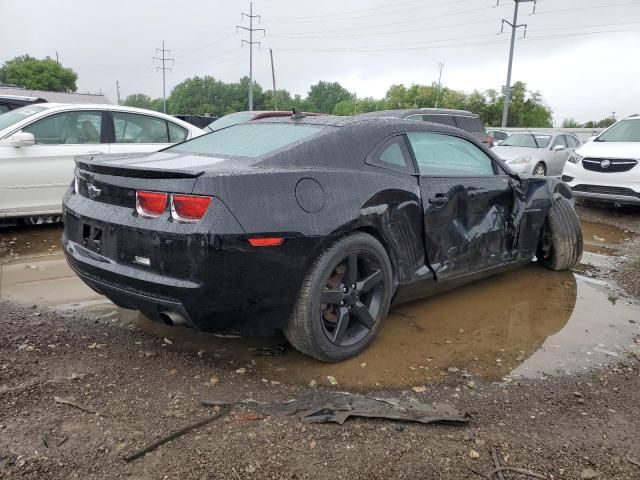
[
  {"x1": 136, "y1": 191, "x2": 168, "y2": 217},
  {"x1": 171, "y1": 194, "x2": 211, "y2": 222},
  {"x1": 487, "y1": 136, "x2": 494, "y2": 147}
]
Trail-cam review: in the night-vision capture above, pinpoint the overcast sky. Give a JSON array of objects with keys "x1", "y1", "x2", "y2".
[{"x1": 2, "y1": 0, "x2": 639, "y2": 123}]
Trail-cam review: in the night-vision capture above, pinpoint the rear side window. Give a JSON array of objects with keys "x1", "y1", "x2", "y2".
[
  {"x1": 113, "y1": 112, "x2": 169, "y2": 143},
  {"x1": 168, "y1": 122, "x2": 188, "y2": 142},
  {"x1": 169, "y1": 123, "x2": 322, "y2": 158},
  {"x1": 454, "y1": 116, "x2": 484, "y2": 133},
  {"x1": 565, "y1": 135, "x2": 579, "y2": 148},
  {"x1": 407, "y1": 132, "x2": 495, "y2": 177},
  {"x1": 421, "y1": 114, "x2": 456, "y2": 127},
  {"x1": 367, "y1": 136, "x2": 414, "y2": 173}
]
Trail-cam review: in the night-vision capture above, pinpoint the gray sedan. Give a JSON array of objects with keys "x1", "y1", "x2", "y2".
[{"x1": 492, "y1": 131, "x2": 581, "y2": 176}]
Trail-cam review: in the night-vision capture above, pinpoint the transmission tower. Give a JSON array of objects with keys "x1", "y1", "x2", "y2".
[
  {"x1": 153, "y1": 41, "x2": 174, "y2": 114},
  {"x1": 498, "y1": 0, "x2": 536, "y2": 127},
  {"x1": 237, "y1": 2, "x2": 265, "y2": 111}
]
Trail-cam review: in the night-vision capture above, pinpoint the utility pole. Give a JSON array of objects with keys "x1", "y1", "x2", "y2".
[
  {"x1": 237, "y1": 2, "x2": 265, "y2": 111},
  {"x1": 270, "y1": 48, "x2": 278, "y2": 110},
  {"x1": 153, "y1": 41, "x2": 174, "y2": 114},
  {"x1": 116, "y1": 80, "x2": 121, "y2": 105},
  {"x1": 434, "y1": 62, "x2": 445, "y2": 108},
  {"x1": 499, "y1": 0, "x2": 536, "y2": 127},
  {"x1": 55, "y1": 51, "x2": 59, "y2": 64}
]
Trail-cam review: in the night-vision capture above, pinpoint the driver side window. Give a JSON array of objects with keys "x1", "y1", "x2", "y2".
[
  {"x1": 407, "y1": 132, "x2": 496, "y2": 177},
  {"x1": 23, "y1": 111, "x2": 103, "y2": 145}
]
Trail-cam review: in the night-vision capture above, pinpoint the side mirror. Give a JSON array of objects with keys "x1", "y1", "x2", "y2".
[
  {"x1": 3, "y1": 131, "x2": 35, "y2": 148},
  {"x1": 552, "y1": 144, "x2": 566, "y2": 152},
  {"x1": 586, "y1": 135, "x2": 596, "y2": 143}
]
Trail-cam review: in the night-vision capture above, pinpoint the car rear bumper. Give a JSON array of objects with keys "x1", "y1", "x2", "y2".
[{"x1": 62, "y1": 190, "x2": 319, "y2": 335}]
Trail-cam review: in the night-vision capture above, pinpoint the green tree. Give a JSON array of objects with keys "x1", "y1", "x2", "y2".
[
  {"x1": 0, "y1": 55, "x2": 78, "y2": 92},
  {"x1": 123, "y1": 93, "x2": 155, "y2": 110},
  {"x1": 562, "y1": 118, "x2": 582, "y2": 128},
  {"x1": 306, "y1": 81, "x2": 353, "y2": 113}
]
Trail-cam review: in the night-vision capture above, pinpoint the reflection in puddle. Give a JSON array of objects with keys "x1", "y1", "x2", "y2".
[{"x1": 1, "y1": 222, "x2": 638, "y2": 389}]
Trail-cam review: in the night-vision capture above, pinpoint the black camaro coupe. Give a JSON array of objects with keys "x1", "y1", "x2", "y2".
[{"x1": 62, "y1": 114, "x2": 583, "y2": 361}]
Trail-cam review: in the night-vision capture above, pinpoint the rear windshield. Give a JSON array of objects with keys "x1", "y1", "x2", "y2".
[
  {"x1": 596, "y1": 119, "x2": 640, "y2": 142},
  {"x1": 454, "y1": 116, "x2": 485, "y2": 133},
  {"x1": 501, "y1": 133, "x2": 552, "y2": 148},
  {"x1": 169, "y1": 123, "x2": 322, "y2": 158},
  {"x1": 0, "y1": 105, "x2": 47, "y2": 132}
]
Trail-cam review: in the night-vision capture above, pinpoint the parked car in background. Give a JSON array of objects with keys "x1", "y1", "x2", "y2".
[
  {"x1": 487, "y1": 129, "x2": 510, "y2": 144},
  {"x1": 562, "y1": 115, "x2": 640, "y2": 206},
  {"x1": 173, "y1": 114, "x2": 218, "y2": 129},
  {"x1": 492, "y1": 131, "x2": 581, "y2": 176},
  {"x1": 359, "y1": 108, "x2": 494, "y2": 146},
  {"x1": 63, "y1": 114, "x2": 582, "y2": 361},
  {"x1": 206, "y1": 110, "x2": 321, "y2": 132},
  {"x1": 0, "y1": 103, "x2": 205, "y2": 223},
  {"x1": 0, "y1": 94, "x2": 46, "y2": 113}
]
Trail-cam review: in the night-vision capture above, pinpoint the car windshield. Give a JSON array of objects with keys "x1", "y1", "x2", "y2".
[
  {"x1": 206, "y1": 112, "x2": 256, "y2": 132},
  {"x1": 500, "y1": 133, "x2": 551, "y2": 148},
  {"x1": 169, "y1": 123, "x2": 322, "y2": 158},
  {"x1": 0, "y1": 105, "x2": 47, "y2": 132},
  {"x1": 596, "y1": 119, "x2": 640, "y2": 142}
]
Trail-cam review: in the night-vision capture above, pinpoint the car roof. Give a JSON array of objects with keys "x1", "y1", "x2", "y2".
[
  {"x1": 359, "y1": 108, "x2": 480, "y2": 118},
  {"x1": 0, "y1": 94, "x2": 45, "y2": 102},
  {"x1": 1, "y1": 103, "x2": 203, "y2": 133}
]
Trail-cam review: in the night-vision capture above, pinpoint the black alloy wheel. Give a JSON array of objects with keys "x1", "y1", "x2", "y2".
[
  {"x1": 319, "y1": 250, "x2": 385, "y2": 347},
  {"x1": 284, "y1": 232, "x2": 393, "y2": 362}
]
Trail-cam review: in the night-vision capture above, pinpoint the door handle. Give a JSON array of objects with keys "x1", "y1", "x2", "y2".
[{"x1": 428, "y1": 194, "x2": 449, "y2": 207}]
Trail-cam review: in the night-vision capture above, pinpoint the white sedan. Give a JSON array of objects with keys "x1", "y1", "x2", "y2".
[
  {"x1": 0, "y1": 104, "x2": 205, "y2": 223},
  {"x1": 492, "y1": 131, "x2": 581, "y2": 176}
]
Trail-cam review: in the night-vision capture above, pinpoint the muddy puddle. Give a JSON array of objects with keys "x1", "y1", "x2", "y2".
[{"x1": 1, "y1": 221, "x2": 638, "y2": 389}]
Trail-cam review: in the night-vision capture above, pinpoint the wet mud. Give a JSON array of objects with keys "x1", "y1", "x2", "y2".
[{"x1": 1, "y1": 220, "x2": 638, "y2": 389}]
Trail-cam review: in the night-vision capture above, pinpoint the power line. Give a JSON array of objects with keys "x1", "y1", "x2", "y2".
[
  {"x1": 153, "y1": 40, "x2": 174, "y2": 113},
  {"x1": 267, "y1": 4, "x2": 496, "y2": 36},
  {"x1": 271, "y1": 27, "x2": 640, "y2": 54},
  {"x1": 237, "y1": 2, "x2": 265, "y2": 111},
  {"x1": 266, "y1": 0, "x2": 475, "y2": 24}
]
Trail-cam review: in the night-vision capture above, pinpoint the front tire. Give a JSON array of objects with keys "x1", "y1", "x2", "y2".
[
  {"x1": 537, "y1": 196, "x2": 583, "y2": 271},
  {"x1": 284, "y1": 232, "x2": 393, "y2": 362},
  {"x1": 532, "y1": 162, "x2": 546, "y2": 176}
]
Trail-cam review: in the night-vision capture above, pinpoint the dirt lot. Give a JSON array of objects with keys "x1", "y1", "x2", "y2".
[{"x1": 1, "y1": 205, "x2": 640, "y2": 479}]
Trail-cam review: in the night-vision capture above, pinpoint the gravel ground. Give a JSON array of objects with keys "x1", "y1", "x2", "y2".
[{"x1": 1, "y1": 205, "x2": 639, "y2": 480}]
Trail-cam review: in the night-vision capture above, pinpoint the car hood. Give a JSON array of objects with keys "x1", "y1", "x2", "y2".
[
  {"x1": 577, "y1": 141, "x2": 640, "y2": 160},
  {"x1": 491, "y1": 146, "x2": 541, "y2": 161}
]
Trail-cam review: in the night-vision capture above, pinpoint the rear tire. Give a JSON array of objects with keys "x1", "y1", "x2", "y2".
[
  {"x1": 537, "y1": 196, "x2": 583, "y2": 271},
  {"x1": 284, "y1": 232, "x2": 393, "y2": 362}
]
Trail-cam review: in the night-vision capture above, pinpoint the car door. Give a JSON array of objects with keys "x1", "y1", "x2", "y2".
[
  {"x1": 547, "y1": 134, "x2": 570, "y2": 176},
  {"x1": 2, "y1": 109, "x2": 107, "y2": 216},
  {"x1": 108, "y1": 111, "x2": 188, "y2": 155},
  {"x1": 406, "y1": 131, "x2": 516, "y2": 280}
]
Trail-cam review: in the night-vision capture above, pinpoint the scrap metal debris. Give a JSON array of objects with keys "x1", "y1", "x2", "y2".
[
  {"x1": 202, "y1": 392, "x2": 469, "y2": 426},
  {"x1": 43, "y1": 434, "x2": 68, "y2": 448},
  {"x1": 124, "y1": 405, "x2": 230, "y2": 462},
  {"x1": 54, "y1": 396, "x2": 100, "y2": 415}
]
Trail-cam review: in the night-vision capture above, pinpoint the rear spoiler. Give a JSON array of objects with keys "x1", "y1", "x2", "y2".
[{"x1": 75, "y1": 155, "x2": 205, "y2": 179}]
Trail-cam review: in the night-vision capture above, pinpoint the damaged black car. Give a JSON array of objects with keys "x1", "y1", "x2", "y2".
[{"x1": 62, "y1": 114, "x2": 583, "y2": 362}]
